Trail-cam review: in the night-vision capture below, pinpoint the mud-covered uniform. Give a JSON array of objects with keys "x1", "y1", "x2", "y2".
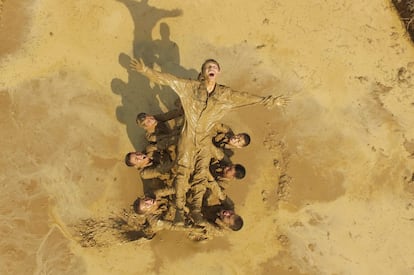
[
  {"x1": 141, "y1": 188, "x2": 175, "y2": 237},
  {"x1": 137, "y1": 151, "x2": 174, "y2": 192},
  {"x1": 145, "y1": 108, "x2": 184, "y2": 161},
  {"x1": 203, "y1": 159, "x2": 236, "y2": 205},
  {"x1": 153, "y1": 107, "x2": 184, "y2": 126},
  {"x1": 211, "y1": 123, "x2": 234, "y2": 149},
  {"x1": 138, "y1": 161, "x2": 172, "y2": 181},
  {"x1": 137, "y1": 66, "x2": 281, "y2": 211},
  {"x1": 188, "y1": 204, "x2": 236, "y2": 241},
  {"x1": 142, "y1": 187, "x2": 204, "y2": 238},
  {"x1": 208, "y1": 160, "x2": 232, "y2": 189},
  {"x1": 138, "y1": 151, "x2": 172, "y2": 178},
  {"x1": 154, "y1": 183, "x2": 211, "y2": 225}
]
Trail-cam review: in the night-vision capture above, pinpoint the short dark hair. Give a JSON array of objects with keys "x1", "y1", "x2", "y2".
[
  {"x1": 136, "y1": 112, "x2": 147, "y2": 127},
  {"x1": 133, "y1": 197, "x2": 149, "y2": 215},
  {"x1": 239, "y1": 133, "x2": 251, "y2": 146},
  {"x1": 230, "y1": 215, "x2": 244, "y2": 231},
  {"x1": 125, "y1": 152, "x2": 134, "y2": 167},
  {"x1": 234, "y1": 164, "x2": 246, "y2": 179},
  {"x1": 201, "y1": 59, "x2": 221, "y2": 72}
]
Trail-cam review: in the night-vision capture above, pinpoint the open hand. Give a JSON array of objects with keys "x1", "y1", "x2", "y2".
[
  {"x1": 273, "y1": 95, "x2": 290, "y2": 107},
  {"x1": 171, "y1": 9, "x2": 183, "y2": 17},
  {"x1": 130, "y1": 58, "x2": 146, "y2": 72}
]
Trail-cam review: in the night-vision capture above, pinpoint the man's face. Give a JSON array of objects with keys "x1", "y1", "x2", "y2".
[
  {"x1": 141, "y1": 115, "x2": 157, "y2": 129},
  {"x1": 129, "y1": 152, "x2": 152, "y2": 168},
  {"x1": 202, "y1": 61, "x2": 220, "y2": 81},
  {"x1": 229, "y1": 135, "x2": 246, "y2": 148},
  {"x1": 219, "y1": 210, "x2": 236, "y2": 227},
  {"x1": 223, "y1": 165, "x2": 236, "y2": 179},
  {"x1": 139, "y1": 197, "x2": 157, "y2": 214}
]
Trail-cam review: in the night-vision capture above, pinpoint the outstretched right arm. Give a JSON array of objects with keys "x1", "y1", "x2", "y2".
[{"x1": 130, "y1": 58, "x2": 189, "y2": 96}]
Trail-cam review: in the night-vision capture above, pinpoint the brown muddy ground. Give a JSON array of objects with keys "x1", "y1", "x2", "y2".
[{"x1": 1, "y1": 1, "x2": 414, "y2": 275}]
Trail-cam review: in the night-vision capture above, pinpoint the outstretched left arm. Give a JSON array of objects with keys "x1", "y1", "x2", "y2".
[{"x1": 224, "y1": 87, "x2": 290, "y2": 110}]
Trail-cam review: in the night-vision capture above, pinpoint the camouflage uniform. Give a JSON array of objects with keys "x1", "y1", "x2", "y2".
[
  {"x1": 189, "y1": 204, "x2": 236, "y2": 241},
  {"x1": 211, "y1": 123, "x2": 234, "y2": 149},
  {"x1": 208, "y1": 160, "x2": 232, "y2": 189},
  {"x1": 203, "y1": 159, "x2": 237, "y2": 207},
  {"x1": 144, "y1": 108, "x2": 183, "y2": 161},
  {"x1": 142, "y1": 187, "x2": 204, "y2": 238},
  {"x1": 138, "y1": 66, "x2": 280, "y2": 212},
  {"x1": 141, "y1": 188, "x2": 176, "y2": 237},
  {"x1": 137, "y1": 152, "x2": 174, "y2": 195}
]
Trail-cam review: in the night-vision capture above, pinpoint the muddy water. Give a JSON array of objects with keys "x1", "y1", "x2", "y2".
[{"x1": 0, "y1": 71, "x2": 137, "y2": 273}]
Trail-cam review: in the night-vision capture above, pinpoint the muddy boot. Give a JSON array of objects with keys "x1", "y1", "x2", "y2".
[
  {"x1": 174, "y1": 209, "x2": 186, "y2": 226},
  {"x1": 190, "y1": 211, "x2": 206, "y2": 226}
]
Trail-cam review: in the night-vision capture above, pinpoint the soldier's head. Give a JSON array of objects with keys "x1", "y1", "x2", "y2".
[
  {"x1": 199, "y1": 59, "x2": 221, "y2": 81},
  {"x1": 219, "y1": 210, "x2": 243, "y2": 231},
  {"x1": 228, "y1": 133, "x2": 250, "y2": 148},
  {"x1": 136, "y1": 112, "x2": 157, "y2": 129},
  {"x1": 125, "y1": 151, "x2": 152, "y2": 169},
  {"x1": 223, "y1": 164, "x2": 246, "y2": 180},
  {"x1": 133, "y1": 196, "x2": 157, "y2": 214}
]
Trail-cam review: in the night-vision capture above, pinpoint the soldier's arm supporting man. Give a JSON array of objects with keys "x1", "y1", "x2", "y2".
[
  {"x1": 154, "y1": 108, "x2": 184, "y2": 123},
  {"x1": 140, "y1": 160, "x2": 174, "y2": 181},
  {"x1": 210, "y1": 144, "x2": 225, "y2": 161},
  {"x1": 212, "y1": 122, "x2": 233, "y2": 136},
  {"x1": 152, "y1": 132, "x2": 180, "y2": 151},
  {"x1": 149, "y1": 219, "x2": 205, "y2": 235},
  {"x1": 154, "y1": 187, "x2": 176, "y2": 198},
  {"x1": 204, "y1": 179, "x2": 226, "y2": 201},
  {"x1": 191, "y1": 222, "x2": 226, "y2": 241}
]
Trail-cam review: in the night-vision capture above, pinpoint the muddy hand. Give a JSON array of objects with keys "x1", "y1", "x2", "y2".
[
  {"x1": 274, "y1": 95, "x2": 290, "y2": 107},
  {"x1": 171, "y1": 9, "x2": 183, "y2": 17},
  {"x1": 130, "y1": 58, "x2": 146, "y2": 72}
]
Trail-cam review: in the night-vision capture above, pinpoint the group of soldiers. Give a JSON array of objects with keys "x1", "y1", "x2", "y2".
[{"x1": 123, "y1": 57, "x2": 288, "y2": 241}]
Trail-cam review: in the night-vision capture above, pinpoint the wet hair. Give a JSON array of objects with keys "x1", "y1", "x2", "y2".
[
  {"x1": 125, "y1": 152, "x2": 134, "y2": 167},
  {"x1": 133, "y1": 197, "x2": 145, "y2": 214},
  {"x1": 239, "y1": 133, "x2": 251, "y2": 147},
  {"x1": 230, "y1": 215, "x2": 244, "y2": 231},
  {"x1": 136, "y1": 112, "x2": 148, "y2": 127},
  {"x1": 234, "y1": 164, "x2": 246, "y2": 179},
  {"x1": 201, "y1": 59, "x2": 221, "y2": 73},
  {"x1": 197, "y1": 73, "x2": 204, "y2": 81}
]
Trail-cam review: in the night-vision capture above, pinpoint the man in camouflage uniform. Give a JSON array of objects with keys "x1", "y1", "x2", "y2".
[
  {"x1": 136, "y1": 106, "x2": 184, "y2": 161},
  {"x1": 125, "y1": 151, "x2": 174, "y2": 194},
  {"x1": 132, "y1": 187, "x2": 205, "y2": 239},
  {"x1": 209, "y1": 160, "x2": 245, "y2": 189},
  {"x1": 211, "y1": 122, "x2": 251, "y2": 150},
  {"x1": 130, "y1": 57, "x2": 288, "y2": 223},
  {"x1": 204, "y1": 159, "x2": 246, "y2": 206},
  {"x1": 188, "y1": 203, "x2": 244, "y2": 241}
]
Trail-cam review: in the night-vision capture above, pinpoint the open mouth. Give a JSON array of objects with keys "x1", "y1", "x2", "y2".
[{"x1": 220, "y1": 210, "x2": 233, "y2": 218}]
